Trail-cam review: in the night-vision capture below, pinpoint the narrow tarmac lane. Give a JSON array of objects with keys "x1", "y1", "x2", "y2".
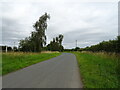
[{"x1": 3, "y1": 53, "x2": 83, "y2": 88}]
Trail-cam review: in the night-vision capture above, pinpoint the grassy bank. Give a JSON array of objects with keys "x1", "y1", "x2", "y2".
[
  {"x1": 2, "y1": 52, "x2": 61, "y2": 75},
  {"x1": 0, "y1": 53, "x2": 1, "y2": 75},
  {"x1": 73, "y1": 52, "x2": 119, "y2": 88}
]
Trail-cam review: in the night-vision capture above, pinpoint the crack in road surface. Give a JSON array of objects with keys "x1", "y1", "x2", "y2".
[{"x1": 3, "y1": 53, "x2": 83, "y2": 88}]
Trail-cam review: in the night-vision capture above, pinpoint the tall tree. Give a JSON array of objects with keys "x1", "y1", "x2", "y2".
[
  {"x1": 56, "y1": 37, "x2": 59, "y2": 43},
  {"x1": 33, "y1": 13, "x2": 50, "y2": 52},
  {"x1": 19, "y1": 13, "x2": 50, "y2": 52},
  {"x1": 58, "y1": 34, "x2": 64, "y2": 45}
]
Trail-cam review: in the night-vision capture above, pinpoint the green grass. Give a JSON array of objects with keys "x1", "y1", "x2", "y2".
[
  {"x1": 73, "y1": 52, "x2": 119, "y2": 88},
  {"x1": 2, "y1": 52, "x2": 61, "y2": 75},
  {"x1": 0, "y1": 53, "x2": 2, "y2": 75}
]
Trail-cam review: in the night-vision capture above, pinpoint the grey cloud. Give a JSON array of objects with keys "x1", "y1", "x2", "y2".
[
  {"x1": 1, "y1": 1, "x2": 118, "y2": 49},
  {"x1": 63, "y1": 28, "x2": 117, "y2": 48},
  {"x1": 2, "y1": 17, "x2": 31, "y2": 46}
]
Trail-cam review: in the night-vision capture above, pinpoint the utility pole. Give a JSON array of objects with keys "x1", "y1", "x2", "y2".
[{"x1": 76, "y1": 40, "x2": 77, "y2": 48}]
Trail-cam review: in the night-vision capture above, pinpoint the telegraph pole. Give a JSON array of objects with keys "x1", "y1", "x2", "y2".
[{"x1": 76, "y1": 40, "x2": 77, "y2": 48}]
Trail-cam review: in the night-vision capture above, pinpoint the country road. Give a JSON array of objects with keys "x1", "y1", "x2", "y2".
[{"x1": 3, "y1": 53, "x2": 83, "y2": 88}]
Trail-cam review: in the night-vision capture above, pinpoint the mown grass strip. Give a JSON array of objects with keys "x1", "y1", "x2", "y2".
[
  {"x1": 2, "y1": 52, "x2": 61, "y2": 75},
  {"x1": 73, "y1": 52, "x2": 119, "y2": 88}
]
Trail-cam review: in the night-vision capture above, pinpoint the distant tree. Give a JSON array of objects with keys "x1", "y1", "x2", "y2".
[
  {"x1": 7, "y1": 46, "x2": 12, "y2": 51},
  {"x1": 33, "y1": 13, "x2": 50, "y2": 52},
  {"x1": 83, "y1": 36, "x2": 119, "y2": 53},
  {"x1": 2, "y1": 46, "x2": 5, "y2": 51},
  {"x1": 1, "y1": 46, "x2": 12, "y2": 52},
  {"x1": 47, "y1": 34, "x2": 64, "y2": 51},
  {"x1": 53, "y1": 38, "x2": 55, "y2": 43},
  {"x1": 13, "y1": 46, "x2": 18, "y2": 51},
  {"x1": 19, "y1": 37, "x2": 32, "y2": 52},
  {"x1": 56, "y1": 37, "x2": 59, "y2": 43},
  {"x1": 117, "y1": 36, "x2": 120, "y2": 53},
  {"x1": 58, "y1": 34, "x2": 64, "y2": 45},
  {"x1": 74, "y1": 47, "x2": 80, "y2": 51},
  {"x1": 19, "y1": 13, "x2": 50, "y2": 52}
]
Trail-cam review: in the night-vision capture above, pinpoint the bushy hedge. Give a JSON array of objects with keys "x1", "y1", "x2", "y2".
[{"x1": 83, "y1": 36, "x2": 120, "y2": 53}]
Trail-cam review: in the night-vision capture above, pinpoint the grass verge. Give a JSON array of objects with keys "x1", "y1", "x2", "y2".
[
  {"x1": 73, "y1": 52, "x2": 119, "y2": 88},
  {"x1": 2, "y1": 52, "x2": 61, "y2": 75}
]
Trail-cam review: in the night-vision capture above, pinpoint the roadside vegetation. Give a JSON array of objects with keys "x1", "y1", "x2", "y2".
[
  {"x1": 2, "y1": 52, "x2": 61, "y2": 75},
  {"x1": 73, "y1": 52, "x2": 119, "y2": 88},
  {"x1": 83, "y1": 36, "x2": 120, "y2": 53},
  {"x1": 0, "y1": 53, "x2": 2, "y2": 75},
  {"x1": 65, "y1": 36, "x2": 120, "y2": 53}
]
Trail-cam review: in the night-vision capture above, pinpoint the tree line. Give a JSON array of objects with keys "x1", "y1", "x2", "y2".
[
  {"x1": 18, "y1": 13, "x2": 64, "y2": 52},
  {"x1": 82, "y1": 36, "x2": 120, "y2": 53},
  {"x1": 64, "y1": 36, "x2": 120, "y2": 53},
  {"x1": 0, "y1": 46, "x2": 18, "y2": 52}
]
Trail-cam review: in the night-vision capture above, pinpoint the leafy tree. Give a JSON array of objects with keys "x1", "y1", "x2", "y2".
[
  {"x1": 1, "y1": 46, "x2": 12, "y2": 52},
  {"x1": 74, "y1": 47, "x2": 80, "y2": 51},
  {"x1": 13, "y1": 46, "x2": 18, "y2": 51},
  {"x1": 47, "y1": 34, "x2": 64, "y2": 51},
  {"x1": 33, "y1": 13, "x2": 50, "y2": 52},
  {"x1": 58, "y1": 34, "x2": 64, "y2": 45},
  {"x1": 83, "y1": 36, "x2": 119, "y2": 53},
  {"x1": 19, "y1": 13, "x2": 50, "y2": 52},
  {"x1": 56, "y1": 37, "x2": 59, "y2": 43},
  {"x1": 7, "y1": 46, "x2": 12, "y2": 51}
]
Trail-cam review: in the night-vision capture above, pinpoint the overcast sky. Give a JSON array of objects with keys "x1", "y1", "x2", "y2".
[{"x1": 0, "y1": 0, "x2": 118, "y2": 49}]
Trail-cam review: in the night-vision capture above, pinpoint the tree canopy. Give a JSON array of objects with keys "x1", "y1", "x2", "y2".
[
  {"x1": 83, "y1": 36, "x2": 120, "y2": 53},
  {"x1": 47, "y1": 34, "x2": 64, "y2": 51},
  {"x1": 19, "y1": 13, "x2": 50, "y2": 52}
]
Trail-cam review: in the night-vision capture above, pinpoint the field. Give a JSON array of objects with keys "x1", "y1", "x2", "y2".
[
  {"x1": 73, "y1": 52, "x2": 119, "y2": 88},
  {"x1": 2, "y1": 52, "x2": 61, "y2": 75}
]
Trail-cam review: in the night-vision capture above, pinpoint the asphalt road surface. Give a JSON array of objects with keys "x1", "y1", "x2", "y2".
[{"x1": 3, "y1": 53, "x2": 83, "y2": 88}]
